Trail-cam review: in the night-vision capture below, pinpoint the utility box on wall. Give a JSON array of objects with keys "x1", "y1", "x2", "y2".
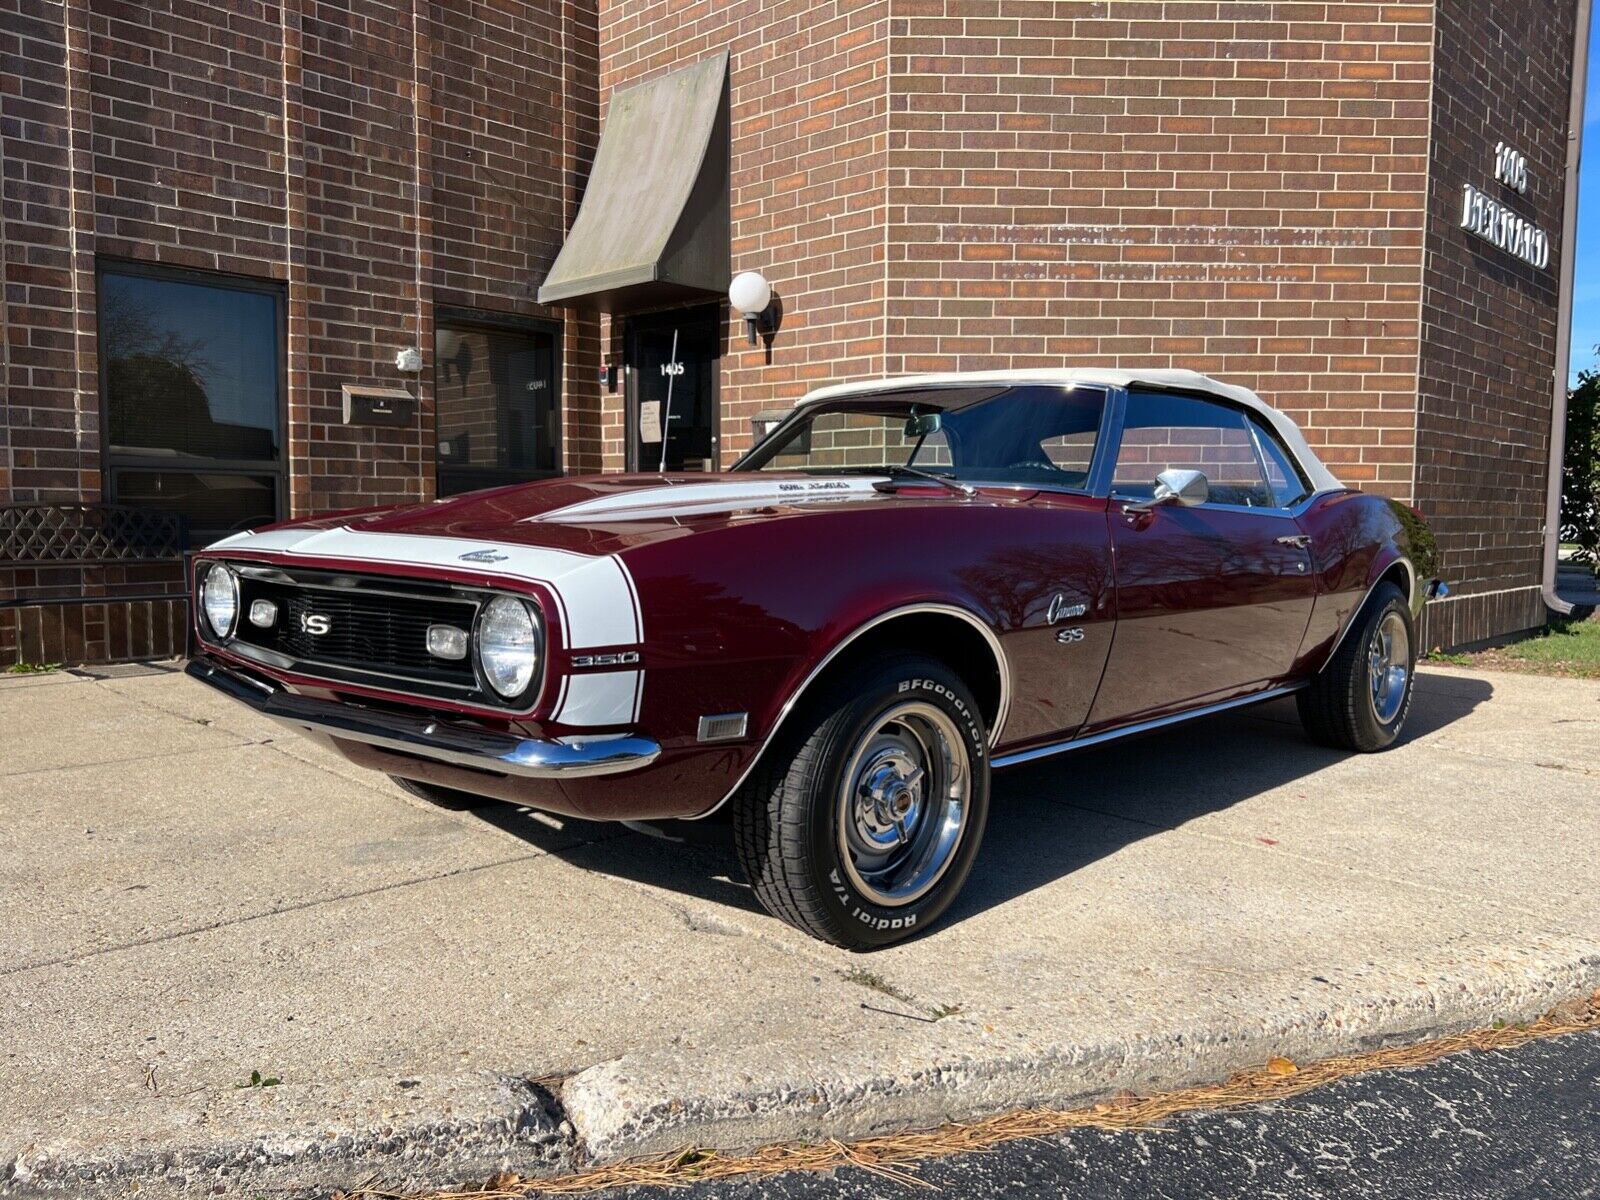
[{"x1": 342, "y1": 384, "x2": 416, "y2": 427}]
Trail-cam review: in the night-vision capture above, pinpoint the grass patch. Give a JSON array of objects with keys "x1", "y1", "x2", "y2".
[
  {"x1": 1429, "y1": 616, "x2": 1600, "y2": 680},
  {"x1": 838, "y1": 967, "x2": 914, "y2": 1006},
  {"x1": 4, "y1": 662, "x2": 61, "y2": 675}
]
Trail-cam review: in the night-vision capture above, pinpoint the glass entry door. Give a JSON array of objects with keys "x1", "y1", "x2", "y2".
[
  {"x1": 626, "y1": 305, "x2": 721, "y2": 472},
  {"x1": 435, "y1": 317, "x2": 560, "y2": 497}
]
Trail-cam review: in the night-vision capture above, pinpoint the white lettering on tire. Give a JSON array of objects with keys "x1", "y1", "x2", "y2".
[{"x1": 896, "y1": 677, "x2": 985, "y2": 761}]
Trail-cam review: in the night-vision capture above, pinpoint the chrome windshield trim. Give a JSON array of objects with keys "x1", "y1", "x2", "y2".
[
  {"x1": 694, "y1": 601, "x2": 1013, "y2": 819},
  {"x1": 991, "y1": 683, "x2": 1309, "y2": 770},
  {"x1": 186, "y1": 659, "x2": 657, "y2": 779}
]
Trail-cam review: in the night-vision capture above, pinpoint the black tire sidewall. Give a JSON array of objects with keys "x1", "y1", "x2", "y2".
[
  {"x1": 1349, "y1": 589, "x2": 1416, "y2": 749},
  {"x1": 800, "y1": 659, "x2": 991, "y2": 948}
]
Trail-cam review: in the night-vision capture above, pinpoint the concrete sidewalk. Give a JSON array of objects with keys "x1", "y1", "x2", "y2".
[{"x1": 0, "y1": 662, "x2": 1596, "y2": 1197}]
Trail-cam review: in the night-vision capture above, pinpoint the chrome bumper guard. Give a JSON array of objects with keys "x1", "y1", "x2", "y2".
[{"x1": 185, "y1": 659, "x2": 660, "y2": 779}]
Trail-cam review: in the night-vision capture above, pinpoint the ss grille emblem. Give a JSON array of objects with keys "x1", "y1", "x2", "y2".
[{"x1": 300, "y1": 612, "x2": 332, "y2": 636}]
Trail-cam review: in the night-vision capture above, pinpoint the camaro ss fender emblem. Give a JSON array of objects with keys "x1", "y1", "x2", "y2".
[
  {"x1": 1046, "y1": 594, "x2": 1088, "y2": 624},
  {"x1": 1056, "y1": 626, "x2": 1085, "y2": 644},
  {"x1": 458, "y1": 548, "x2": 510, "y2": 563},
  {"x1": 300, "y1": 612, "x2": 332, "y2": 636}
]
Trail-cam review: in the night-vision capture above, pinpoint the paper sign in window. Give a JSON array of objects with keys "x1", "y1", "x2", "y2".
[{"x1": 638, "y1": 401, "x2": 663, "y2": 443}]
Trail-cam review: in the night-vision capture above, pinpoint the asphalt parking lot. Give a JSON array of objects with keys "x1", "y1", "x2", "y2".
[{"x1": 1, "y1": 661, "x2": 1597, "y2": 1197}]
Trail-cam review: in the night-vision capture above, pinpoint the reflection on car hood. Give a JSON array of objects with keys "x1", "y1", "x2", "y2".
[
  {"x1": 530, "y1": 476, "x2": 889, "y2": 522},
  {"x1": 207, "y1": 472, "x2": 982, "y2": 562}
]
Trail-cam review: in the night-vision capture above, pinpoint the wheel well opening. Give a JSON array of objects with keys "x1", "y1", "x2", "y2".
[
  {"x1": 805, "y1": 611, "x2": 1006, "y2": 737},
  {"x1": 1377, "y1": 559, "x2": 1414, "y2": 609}
]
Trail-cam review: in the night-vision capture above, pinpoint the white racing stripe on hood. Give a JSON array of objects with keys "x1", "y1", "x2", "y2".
[
  {"x1": 207, "y1": 525, "x2": 642, "y2": 650},
  {"x1": 531, "y1": 477, "x2": 887, "y2": 523}
]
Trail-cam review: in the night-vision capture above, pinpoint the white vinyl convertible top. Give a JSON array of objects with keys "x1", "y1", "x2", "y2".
[{"x1": 797, "y1": 368, "x2": 1344, "y2": 495}]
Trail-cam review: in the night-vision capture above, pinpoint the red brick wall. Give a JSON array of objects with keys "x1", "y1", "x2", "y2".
[
  {"x1": 886, "y1": 1, "x2": 1434, "y2": 498},
  {"x1": 2, "y1": 0, "x2": 594, "y2": 664},
  {"x1": 1413, "y1": 0, "x2": 1576, "y2": 648},
  {"x1": 1, "y1": 597, "x2": 187, "y2": 666},
  {"x1": 592, "y1": 0, "x2": 892, "y2": 468},
  {"x1": 1, "y1": 0, "x2": 588, "y2": 511}
]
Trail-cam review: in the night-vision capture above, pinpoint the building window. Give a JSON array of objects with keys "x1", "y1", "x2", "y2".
[
  {"x1": 434, "y1": 315, "x2": 560, "y2": 497},
  {"x1": 99, "y1": 263, "x2": 284, "y2": 544}
]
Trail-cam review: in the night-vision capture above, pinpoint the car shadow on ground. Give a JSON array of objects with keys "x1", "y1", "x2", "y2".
[{"x1": 462, "y1": 675, "x2": 1495, "y2": 939}]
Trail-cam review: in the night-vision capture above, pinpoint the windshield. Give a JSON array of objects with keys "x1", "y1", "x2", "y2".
[{"x1": 734, "y1": 385, "x2": 1107, "y2": 490}]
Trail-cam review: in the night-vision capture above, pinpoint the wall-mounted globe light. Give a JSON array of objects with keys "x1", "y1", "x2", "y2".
[{"x1": 729, "y1": 271, "x2": 775, "y2": 346}]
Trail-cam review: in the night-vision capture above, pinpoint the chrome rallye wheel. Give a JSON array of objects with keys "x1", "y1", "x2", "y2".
[
  {"x1": 1367, "y1": 608, "x2": 1411, "y2": 726},
  {"x1": 838, "y1": 701, "x2": 971, "y2": 907},
  {"x1": 1298, "y1": 580, "x2": 1416, "y2": 752},
  {"x1": 733, "y1": 654, "x2": 991, "y2": 949}
]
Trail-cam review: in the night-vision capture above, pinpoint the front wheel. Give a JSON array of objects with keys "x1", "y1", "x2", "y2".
[
  {"x1": 1297, "y1": 581, "x2": 1415, "y2": 752},
  {"x1": 732, "y1": 654, "x2": 991, "y2": 950}
]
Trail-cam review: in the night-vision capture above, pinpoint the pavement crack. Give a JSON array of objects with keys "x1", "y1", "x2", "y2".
[
  {"x1": 0, "y1": 852, "x2": 550, "y2": 978},
  {"x1": 0, "y1": 738, "x2": 273, "y2": 780}
]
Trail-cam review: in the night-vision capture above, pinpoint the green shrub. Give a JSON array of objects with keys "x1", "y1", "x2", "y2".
[{"x1": 1561, "y1": 370, "x2": 1600, "y2": 566}]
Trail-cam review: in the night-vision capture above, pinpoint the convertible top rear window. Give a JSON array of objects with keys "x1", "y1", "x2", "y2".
[{"x1": 736, "y1": 385, "x2": 1108, "y2": 490}]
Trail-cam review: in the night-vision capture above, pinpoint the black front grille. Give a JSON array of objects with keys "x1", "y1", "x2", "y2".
[{"x1": 229, "y1": 569, "x2": 486, "y2": 698}]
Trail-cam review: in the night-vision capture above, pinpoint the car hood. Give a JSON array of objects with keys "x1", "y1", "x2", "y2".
[{"x1": 211, "y1": 472, "x2": 969, "y2": 560}]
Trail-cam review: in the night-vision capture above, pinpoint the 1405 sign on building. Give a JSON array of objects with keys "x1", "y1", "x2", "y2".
[{"x1": 1459, "y1": 140, "x2": 1551, "y2": 270}]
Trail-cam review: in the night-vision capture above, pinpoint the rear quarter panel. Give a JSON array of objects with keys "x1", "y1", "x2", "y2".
[{"x1": 1293, "y1": 491, "x2": 1438, "y2": 674}]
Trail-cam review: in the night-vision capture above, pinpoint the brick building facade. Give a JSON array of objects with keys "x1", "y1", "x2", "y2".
[{"x1": 0, "y1": 0, "x2": 1585, "y2": 665}]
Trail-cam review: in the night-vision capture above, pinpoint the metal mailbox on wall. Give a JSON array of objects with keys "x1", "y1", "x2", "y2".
[{"x1": 341, "y1": 384, "x2": 416, "y2": 427}]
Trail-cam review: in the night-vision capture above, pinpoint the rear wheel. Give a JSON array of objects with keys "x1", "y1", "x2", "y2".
[
  {"x1": 732, "y1": 654, "x2": 990, "y2": 949},
  {"x1": 1297, "y1": 581, "x2": 1415, "y2": 752},
  {"x1": 389, "y1": 775, "x2": 485, "y2": 811}
]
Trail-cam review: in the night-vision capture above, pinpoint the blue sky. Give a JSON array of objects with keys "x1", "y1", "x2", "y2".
[{"x1": 1572, "y1": 3, "x2": 1600, "y2": 384}]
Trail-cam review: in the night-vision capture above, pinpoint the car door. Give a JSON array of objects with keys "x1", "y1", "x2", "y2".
[{"x1": 1083, "y1": 390, "x2": 1319, "y2": 731}]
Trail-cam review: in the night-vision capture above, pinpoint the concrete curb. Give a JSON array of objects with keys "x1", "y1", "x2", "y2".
[
  {"x1": 3, "y1": 1073, "x2": 572, "y2": 1199},
  {"x1": 4, "y1": 941, "x2": 1597, "y2": 1197},
  {"x1": 560, "y1": 938, "x2": 1600, "y2": 1161}
]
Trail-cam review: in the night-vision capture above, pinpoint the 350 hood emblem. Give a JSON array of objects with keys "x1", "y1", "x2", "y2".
[{"x1": 458, "y1": 548, "x2": 509, "y2": 563}]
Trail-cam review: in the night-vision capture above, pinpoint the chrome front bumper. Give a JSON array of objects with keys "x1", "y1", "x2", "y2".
[{"x1": 185, "y1": 659, "x2": 661, "y2": 779}]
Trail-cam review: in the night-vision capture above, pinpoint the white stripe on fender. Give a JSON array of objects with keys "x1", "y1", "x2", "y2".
[
  {"x1": 532, "y1": 477, "x2": 887, "y2": 523},
  {"x1": 555, "y1": 670, "x2": 642, "y2": 727},
  {"x1": 208, "y1": 525, "x2": 642, "y2": 649}
]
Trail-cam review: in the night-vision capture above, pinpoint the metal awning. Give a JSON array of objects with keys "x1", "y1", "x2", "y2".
[{"x1": 537, "y1": 54, "x2": 730, "y2": 312}]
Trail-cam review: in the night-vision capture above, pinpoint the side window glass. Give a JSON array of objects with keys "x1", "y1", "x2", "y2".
[
  {"x1": 1251, "y1": 421, "x2": 1311, "y2": 507},
  {"x1": 1038, "y1": 430, "x2": 1097, "y2": 477},
  {"x1": 1113, "y1": 392, "x2": 1273, "y2": 507}
]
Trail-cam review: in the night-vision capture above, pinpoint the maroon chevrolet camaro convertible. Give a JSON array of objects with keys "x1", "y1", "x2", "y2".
[{"x1": 188, "y1": 369, "x2": 1443, "y2": 948}]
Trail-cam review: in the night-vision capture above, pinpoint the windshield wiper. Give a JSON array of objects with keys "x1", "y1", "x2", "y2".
[{"x1": 875, "y1": 464, "x2": 976, "y2": 498}]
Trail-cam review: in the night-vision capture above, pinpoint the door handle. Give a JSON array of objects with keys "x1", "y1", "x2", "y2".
[{"x1": 1275, "y1": 534, "x2": 1312, "y2": 548}]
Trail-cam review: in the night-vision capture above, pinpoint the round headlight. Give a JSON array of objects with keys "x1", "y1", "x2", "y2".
[
  {"x1": 476, "y1": 596, "x2": 540, "y2": 699},
  {"x1": 202, "y1": 563, "x2": 239, "y2": 639}
]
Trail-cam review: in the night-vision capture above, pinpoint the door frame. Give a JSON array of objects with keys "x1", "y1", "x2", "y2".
[{"x1": 623, "y1": 302, "x2": 724, "y2": 473}]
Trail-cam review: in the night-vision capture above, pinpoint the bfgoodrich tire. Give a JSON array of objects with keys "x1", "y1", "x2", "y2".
[
  {"x1": 732, "y1": 653, "x2": 991, "y2": 950},
  {"x1": 1297, "y1": 581, "x2": 1415, "y2": 752}
]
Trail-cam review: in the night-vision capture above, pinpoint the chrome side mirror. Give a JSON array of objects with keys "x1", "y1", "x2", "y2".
[{"x1": 1124, "y1": 468, "x2": 1209, "y2": 515}]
